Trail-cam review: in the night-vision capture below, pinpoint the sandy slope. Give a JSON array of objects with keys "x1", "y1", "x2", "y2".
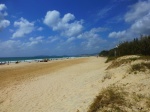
[{"x1": 0, "y1": 57, "x2": 109, "y2": 112}]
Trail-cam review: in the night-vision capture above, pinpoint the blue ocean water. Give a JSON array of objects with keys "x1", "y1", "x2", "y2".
[{"x1": 0, "y1": 56, "x2": 70, "y2": 63}]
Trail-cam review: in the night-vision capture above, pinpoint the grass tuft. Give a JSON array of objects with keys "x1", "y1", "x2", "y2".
[
  {"x1": 131, "y1": 64, "x2": 145, "y2": 72},
  {"x1": 106, "y1": 59, "x2": 131, "y2": 70},
  {"x1": 105, "y1": 57, "x2": 117, "y2": 63},
  {"x1": 107, "y1": 56, "x2": 150, "y2": 70},
  {"x1": 130, "y1": 62, "x2": 150, "y2": 73},
  {"x1": 88, "y1": 85, "x2": 150, "y2": 112},
  {"x1": 146, "y1": 96, "x2": 150, "y2": 108},
  {"x1": 88, "y1": 85, "x2": 128, "y2": 112}
]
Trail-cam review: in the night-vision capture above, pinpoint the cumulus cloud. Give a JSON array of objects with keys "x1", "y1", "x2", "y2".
[
  {"x1": 0, "y1": 36, "x2": 44, "y2": 50},
  {"x1": 0, "y1": 40, "x2": 21, "y2": 50},
  {"x1": 0, "y1": 4, "x2": 10, "y2": 30},
  {"x1": 77, "y1": 27, "x2": 106, "y2": 51},
  {"x1": 26, "y1": 36, "x2": 44, "y2": 46},
  {"x1": 0, "y1": 20, "x2": 10, "y2": 30},
  {"x1": 109, "y1": 30, "x2": 126, "y2": 38},
  {"x1": 125, "y1": 0, "x2": 150, "y2": 22},
  {"x1": 0, "y1": 39, "x2": 26, "y2": 56},
  {"x1": 0, "y1": 4, "x2": 6, "y2": 11},
  {"x1": 66, "y1": 37, "x2": 75, "y2": 43},
  {"x1": 12, "y1": 17, "x2": 35, "y2": 38},
  {"x1": 48, "y1": 36, "x2": 59, "y2": 43},
  {"x1": 109, "y1": 0, "x2": 150, "y2": 39},
  {"x1": 130, "y1": 12, "x2": 150, "y2": 35},
  {"x1": 77, "y1": 27, "x2": 106, "y2": 39},
  {"x1": 43, "y1": 10, "x2": 83, "y2": 37},
  {"x1": 0, "y1": 36, "x2": 45, "y2": 56}
]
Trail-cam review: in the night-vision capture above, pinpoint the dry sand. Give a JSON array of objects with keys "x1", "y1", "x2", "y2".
[
  {"x1": 1, "y1": 56, "x2": 150, "y2": 112},
  {"x1": 0, "y1": 57, "x2": 109, "y2": 112}
]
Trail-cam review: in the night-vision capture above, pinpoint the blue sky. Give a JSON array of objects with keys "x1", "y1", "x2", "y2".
[{"x1": 0, "y1": 0, "x2": 150, "y2": 57}]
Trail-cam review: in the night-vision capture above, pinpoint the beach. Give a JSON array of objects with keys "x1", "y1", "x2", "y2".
[
  {"x1": 0, "y1": 57, "x2": 109, "y2": 112},
  {"x1": 0, "y1": 56, "x2": 150, "y2": 112}
]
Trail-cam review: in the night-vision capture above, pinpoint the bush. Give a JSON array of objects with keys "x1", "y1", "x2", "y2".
[{"x1": 100, "y1": 35, "x2": 150, "y2": 60}]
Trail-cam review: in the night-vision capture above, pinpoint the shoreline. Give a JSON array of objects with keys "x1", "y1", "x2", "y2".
[
  {"x1": 1, "y1": 56, "x2": 149, "y2": 112},
  {"x1": 0, "y1": 57, "x2": 90, "y2": 89},
  {"x1": 0, "y1": 56, "x2": 79, "y2": 65},
  {"x1": 0, "y1": 57, "x2": 107, "y2": 112}
]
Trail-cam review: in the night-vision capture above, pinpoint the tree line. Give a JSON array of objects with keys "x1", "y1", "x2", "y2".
[{"x1": 99, "y1": 35, "x2": 150, "y2": 57}]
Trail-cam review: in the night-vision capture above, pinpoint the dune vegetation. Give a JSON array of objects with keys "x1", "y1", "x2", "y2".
[
  {"x1": 88, "y1": 35, "x2": 150, "y2": 112},
  {"x1": 88, "y1": 55, "x2": 150, "y2": 112}
]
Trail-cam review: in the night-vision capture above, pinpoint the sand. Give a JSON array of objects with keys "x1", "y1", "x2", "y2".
[
  {"x1": 0, "y1": 57, "x2": 109, "y2": 112},
  {"x1": 1, "y1": 56, "x2": 150, "y2": 112}
]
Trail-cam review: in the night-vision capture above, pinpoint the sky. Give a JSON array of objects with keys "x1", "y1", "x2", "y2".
[{"x1": 0, "y1": 0, "x2": 150, "y2": 57}]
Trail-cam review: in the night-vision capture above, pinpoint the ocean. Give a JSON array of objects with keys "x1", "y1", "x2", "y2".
[{"x1": 0, "y1": 56, "x2": 71, "y2": 63}]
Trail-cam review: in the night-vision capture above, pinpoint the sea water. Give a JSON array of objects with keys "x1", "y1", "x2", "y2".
[{"x1": 0, "y1": 56, "x2": 72, "y2": 63}]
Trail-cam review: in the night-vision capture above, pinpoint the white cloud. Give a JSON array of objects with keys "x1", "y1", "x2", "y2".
[
  {"x1": 48, "y1": 36, "x2": 59, "y2": 43},
  {"x1": 27, "y1": 36, "x2": 44, "y2": 46},
  {"x1": 109, "y1": 0, "x2": 150, "y2": 39},
  {"x1": 0, "y1": 36, "x2": 44, "y2": 50},
  {"x1": 0, "y1": 4, "x2": 10, "y2": 30},
  {"x1": 130, "y1": 12, "x2": 150, "y2": 35},
  {"x1": 109, "y1": 30, "x2": 126, "y2": 38},
  {"x1": 125, "y1": 0, "x2": 150, "y2": 22},
  {"x1": 77, "y1": 27, "x2": 107, "y2": 51},
  {"x1": 9, "y1": 29, "x2": 14, "y2": 33},
  {"x1": 37, "y1": 27, "x2": 43, "y2": 31},
  {"x1": 0, "y1": 40, "x2": 25, "y2": 56},
  {"x1": 12, "y1": 17, "x2": 35, "y2": 38},
  {"x1": 0, "y1": 20, "x2": 10, "y2": 30},
  {"x1": 0, "y1": 40, "x2": 21, "y2": 50},
  {"x1": 97, "y1": 6, "x2": 113, "y2": 19},
  {"x1": 81, "y1": 36, "x2": 105, "y2": 51},
  {"x1": 66, "y1": 37, "x2": 75, "y2": 43},
  {"x1": 43, "y1": 10, "x2": 83, "y2": 37},
  {"x1": 43, "y1": 10, "x2": 60, "y2": 28},
  {"x1": 62, "y1": 13, "x2": 75, "y2": 23},
  {"x1": 0, "y1": 4, "x2": 6, "y2": 11},
  {"x1": 77, "y1": 27, "x2": 106, "y2": 39},
  {"x1": 0, "y1": 36, "x2": 46, "y2": 56}
]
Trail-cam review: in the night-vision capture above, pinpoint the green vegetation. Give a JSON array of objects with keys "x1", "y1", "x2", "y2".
[
  {"x1": 99, "y1": 35, "x2": 150, "y2": 62},
  {"x1": 93, "y1": 35, "x2": 150, "y2": 112}
]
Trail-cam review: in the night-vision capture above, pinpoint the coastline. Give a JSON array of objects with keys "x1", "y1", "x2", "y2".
[
  {"x1": 0, "y1": 56, "x2": 77, "y2": 65},
  {"x1": 1, "y1": 56, "x2": 149, "y2": 112},
  {"x1": 0, "y1": 57, "x2": 87, "y2": 88},
  {"x1": 0, "y1": 56, "x2": 108, "y2": 112}
]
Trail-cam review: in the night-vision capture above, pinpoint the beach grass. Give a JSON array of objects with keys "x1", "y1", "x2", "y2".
[
  {"x1": 130, "y1": 62, "x2": 150, "y2": 73},
  {"x1": 88, "y1": 85, "x2": 150, "y2": 112},
  {"x1": 88, "y1": 85, "x2": 128, "y2": 112},
  {"x1": 106, "y1": 55, "x2": 150, "y2": 70}
]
